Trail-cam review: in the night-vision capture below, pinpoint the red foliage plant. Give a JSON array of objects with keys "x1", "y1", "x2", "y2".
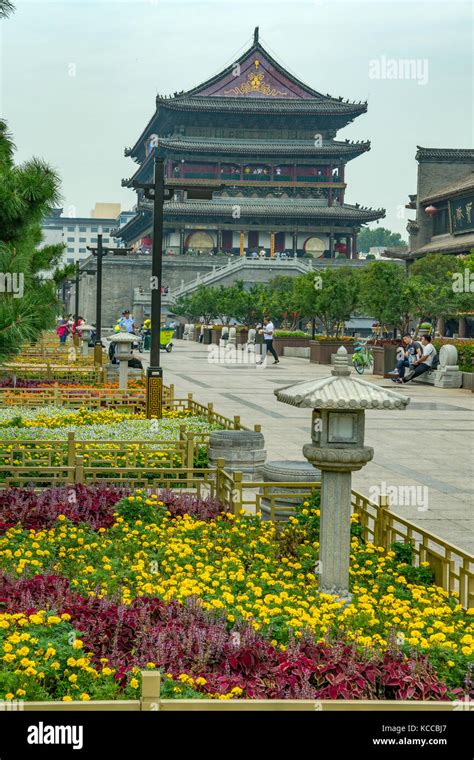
[
  {"x1": 0, "y1": 574, "x2": 454, "y2": 701},
  {"x1": 0, "y1": 484, "x2": 126, "y2": 533}
]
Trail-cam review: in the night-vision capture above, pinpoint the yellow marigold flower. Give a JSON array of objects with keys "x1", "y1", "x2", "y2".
[
  {"x1": 129, "y1": 678, "x2": 139, "y2": 689},
  {"x1": 72, "y1": 639, "x2": 83, "y2": 650},
  {"x1": 79, "y1": 693, "x2": 90, "y2": 701},
  {"x1": 62, "y1": 696, "x2": 73, "y2": 702},
  {"x1": 5, "y1": 693, "x2": 14, "y2": 700}
]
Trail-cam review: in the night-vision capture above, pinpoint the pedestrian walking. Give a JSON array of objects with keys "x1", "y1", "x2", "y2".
[
  {"x1": 57, "y1": 318, "x2": 69, "y2": 345},
  {"x1": 257, "y1": 317, "x2": 279, "y2": 365}
]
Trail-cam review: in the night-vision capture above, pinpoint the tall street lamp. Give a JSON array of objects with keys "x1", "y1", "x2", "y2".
[
  {"x1": 87, "y1": 234, "x2": 132, "y2": 366},
  {"x1": 132, "y1": 156, "x2": 222, "y2": 418}
]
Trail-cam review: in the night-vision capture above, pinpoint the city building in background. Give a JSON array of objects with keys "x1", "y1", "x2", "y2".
[
  {"x1": 118, "y1": 27, "x2": 384, "y2": 258},
  {"x1": 41, "y1": 203, "x2": 133, "y2": 264},
  {"x1": 406, "y1": 147, "x2": 474, "y2": 258}
]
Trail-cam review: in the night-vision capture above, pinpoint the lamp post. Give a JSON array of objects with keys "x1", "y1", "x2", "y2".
[
  {"x1": 74, "y1": 262, "x2": 80, "y2": 325},
  {"x1": 133, "y1": 158, "x2": 222, "y2": 418},
  {"x1": 275, "y1": 346, "x2": 409, "y2": 601},
  {"x1": 87, "y1": 235, "x2": 132, "y2": 366}
]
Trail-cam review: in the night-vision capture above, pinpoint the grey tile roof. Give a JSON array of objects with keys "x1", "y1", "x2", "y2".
[
  {"x1": 156, "y1": 136, "x2": 370, "y2": 157},
  {"x1": 416, "y1": 147, "x2": 474, "y2": 163},
  {"x1": 156, "y1": 96, "x2": 367, "y2": 116},
  {"x1": 140, "y1": 197, "x2": 385, "y2": 221},
  {"x1": 420, "y1": 172, "x2": 474, "y2": 203}
]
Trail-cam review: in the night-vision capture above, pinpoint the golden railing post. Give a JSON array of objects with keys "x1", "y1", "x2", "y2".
[
  {"x1": 376, "y1": 494, "x2": 390, "y2": 549},
  {"x1": 232, "y1": 471, "x2": 243, "y2": 516},
  {"x1": 254, "y1": 424, "x2": 261, "y2": 433},
  {"x1": 216, "y1": 457, "x2": 226, "y2": 503},
  {"x1": 186, "y1": 432, "x2": 194, "y2": 486},
  {"x1": 46, "y1": 362, "x2": 52, "y2": 381},
  {"x1": 207, "y1": 402, "x2": 214, "y2": 423},
  {"x1": 75, "y1": 455, "x2": 84, "y2": 485},
  {"x1": 234, "y1": 415, "x2": 241, "y2": 430},
  {"x1": 187, "y1": 392, "x2": 193, "y2": 412},
  {"x1": 169, "y1": 383, "x2": 174, "y2": 406},
  {"x1": 53, "y1": 382, "x2": 60, "y2": 405},
  {"x1": 146, "y1": 370, "x2": 163, "y2": 419},
  {"x1": 93, "y1": 343, "x2": 103, "y2": 367},
  {"x1": 67, "y1": 432, "x2": 76, "y2": 468},
  {"x1": 140, "y1": 671, "x2": 161, "y2": 711}
]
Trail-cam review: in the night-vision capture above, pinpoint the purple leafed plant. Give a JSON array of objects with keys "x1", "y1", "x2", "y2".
[{"x1": 0, "y1": 484, "x2": 127, "y2": 532}]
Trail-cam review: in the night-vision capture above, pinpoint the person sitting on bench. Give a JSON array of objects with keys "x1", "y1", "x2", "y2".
[
  {"x1": 401, "y1": 335, "x2": 437, "y2": 383},
  {"x1": 389, "y1": 333, "x2": 422, "y2": 381}
]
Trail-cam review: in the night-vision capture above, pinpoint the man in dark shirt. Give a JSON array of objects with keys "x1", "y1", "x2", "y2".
[{"x1": 388, "y1": 333, "x2": 422, "y2": 381}]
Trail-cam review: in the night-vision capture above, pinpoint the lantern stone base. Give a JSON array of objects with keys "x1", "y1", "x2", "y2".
[
  {"x1": 208, "y1": 430, "x2": 266, "y2": 479},
  {"x1": 259, "y1": 460, "x2": 321, "y2": 521}
]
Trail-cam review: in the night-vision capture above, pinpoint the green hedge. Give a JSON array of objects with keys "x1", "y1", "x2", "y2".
[
  {"x1": 273, "y1": 330, "x2": 310, "y2": 338},
  {"x1": 433, "y1": 341, "x2": 474, "y2": 373}
]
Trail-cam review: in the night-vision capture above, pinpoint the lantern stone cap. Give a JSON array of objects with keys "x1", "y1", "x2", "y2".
[
  {"x1": 112, "y1": 331, "x2": 136, "y2": 342},
  {"x1": 274, "y1": 346, "x2": 410, "y2": 410}
]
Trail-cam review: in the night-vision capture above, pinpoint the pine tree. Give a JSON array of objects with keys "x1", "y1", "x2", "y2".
[
  {"x1": 0, "y1": 1, "x2": 15, "y2": 19},
  {"x1": 0, "y1": 117, "x2": 67, "y2": 360}
]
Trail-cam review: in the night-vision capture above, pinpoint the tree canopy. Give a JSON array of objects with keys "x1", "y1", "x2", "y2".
[
  {"x1": 358, "y1": 226, "x2": 407, "y2": 253},
  {"x1": 0, "y1": 118, "x2": 66, "y2": 360}
]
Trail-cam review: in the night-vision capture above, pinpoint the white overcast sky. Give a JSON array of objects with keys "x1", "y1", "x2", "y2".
[{"x1": 1, "y1": 0, "x2": 472, "y2": 237}]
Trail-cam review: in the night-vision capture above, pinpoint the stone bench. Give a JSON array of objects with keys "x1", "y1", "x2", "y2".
[{"x1": 412, "y1": 345, "x2": 462, "y2": 389}]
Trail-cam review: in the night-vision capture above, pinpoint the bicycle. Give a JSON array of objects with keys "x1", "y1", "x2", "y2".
[{"x1": 352, "y1": 338, "x2": 374, "y2": 374}]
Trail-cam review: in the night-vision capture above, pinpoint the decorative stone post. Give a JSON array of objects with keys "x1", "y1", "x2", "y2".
[
  {"x1": 434, "y1": 345, "x2": 462, "y2": 388},
  {"x1": 113, "y1": 332, "x2": 135, "y2": 389},
  {"x1": 274, "y1": 346, "x2": 409, "y2": 600},
  {"x1": 79, "y1": 324, "x2": 93, "y2": 357}
]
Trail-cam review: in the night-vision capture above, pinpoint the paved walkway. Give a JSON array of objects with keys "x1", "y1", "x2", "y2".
[{"x1": 143, "y1": 339, "x2": 474, "y2": 554}]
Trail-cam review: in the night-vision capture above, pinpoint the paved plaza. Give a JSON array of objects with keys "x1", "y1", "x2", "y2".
[{"x1": 143, "y1": 339, "x2": 474, "y2": 553}]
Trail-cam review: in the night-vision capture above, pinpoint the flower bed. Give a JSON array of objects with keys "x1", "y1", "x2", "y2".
[
  {"x1": 0, "y1": 409, "x2": 221, "y2": 476},
  {"x1": 0, "y1": 379, "x2": 146, "y2": 389},
  {"x1": 0, "y1": 406, "x2": 221, "y2": 442},
  {"x1": 0, "y1": 489, "x2": 472, "y2": 702}
]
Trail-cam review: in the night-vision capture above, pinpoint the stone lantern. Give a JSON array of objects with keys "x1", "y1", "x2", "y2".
[
  {"x1": 112, "y1": 332, "x2": 135, "y2": 389},
  {"x1": 274, "y1": 346, "x2": 409, "y2": 601},
  {"x1": 79, "y1": 324, "x2": 93, "y2": 357}
]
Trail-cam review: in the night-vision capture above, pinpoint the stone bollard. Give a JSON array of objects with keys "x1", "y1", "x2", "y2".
[
  {"x1": 247, "y1": 328, "x2": 256, "y2": 352},
  {"x1": 434, "y1": 345, "x2": 463, "y2": 388},
  {"x1": 208, "y1": 430, "x2": 266, "y2": 480},
  {"x1": 259, "y1": 460, "x2": 321, "y2": 521},
  {"x1": 228, "y1": 327, "x2": 237, "y2": 347}
]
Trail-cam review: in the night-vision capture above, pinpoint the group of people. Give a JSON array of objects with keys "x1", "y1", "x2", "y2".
[
  {"x1": 389, "y1": 334, "x2": 438, "y2": 383},
  {"x1": 56, "y1": 315, "x2": 89, "y2": 344}
]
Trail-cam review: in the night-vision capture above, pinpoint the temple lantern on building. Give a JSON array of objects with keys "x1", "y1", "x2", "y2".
[{"x1": 424, "y1": 205, "x2": 438, "y2": 216}]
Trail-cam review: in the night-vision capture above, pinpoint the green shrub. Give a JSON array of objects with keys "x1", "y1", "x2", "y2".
[{"x1": 273, "y1": 330, "x2": 310, "y2": 338}]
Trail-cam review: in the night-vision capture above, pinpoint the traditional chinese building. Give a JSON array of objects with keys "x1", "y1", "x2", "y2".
[
  {"x1": 118, "y1": 28, "x2": 384, "y2": 258},
  {"x1": 406, "y1": 147, "x2": 474, "y2": 257}
]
